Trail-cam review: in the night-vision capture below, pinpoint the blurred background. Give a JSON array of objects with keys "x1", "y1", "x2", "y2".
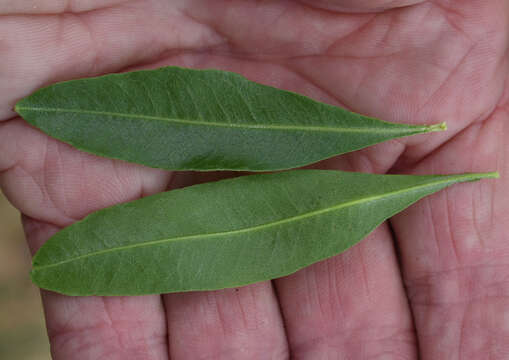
[{"x1": 0, "y1": 191, "x2": 51, "y2": 359}]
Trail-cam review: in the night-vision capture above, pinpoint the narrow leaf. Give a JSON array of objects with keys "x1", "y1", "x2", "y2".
[
  {"x1": 30, "y1": 170, "x2": 497, "y2": 296},
  {"x1": 15, "y1": 67, "x2": 445, "y2": 171}
]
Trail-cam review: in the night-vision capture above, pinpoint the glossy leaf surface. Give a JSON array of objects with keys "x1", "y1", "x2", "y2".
[
  {"x1": 30, "y1": 170, "x2": 497, "y2": 296},
  {"x1": 15, "y1": 67, "x2": 445, "y2": 171}
]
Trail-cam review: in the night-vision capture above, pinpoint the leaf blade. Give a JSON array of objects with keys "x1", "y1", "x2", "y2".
[
  {"x1": 30, "y1": 170, "x2": 497, "y2": 296},
  {"x1": 16, "y1": 67, "x2": 444, "y2": 171}
]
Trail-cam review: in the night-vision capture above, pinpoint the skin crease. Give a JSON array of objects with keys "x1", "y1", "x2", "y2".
[{"x1": 1, "y1": 0, "x2": 509, "y2": 358}]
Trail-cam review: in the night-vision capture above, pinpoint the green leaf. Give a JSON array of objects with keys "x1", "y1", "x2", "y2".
[
  {"x1": 15, "y1": 67, "x2": 445, "y2": 171},
  {"x1": 30, "y1": 170, "x2": 497, "y2": 296}
]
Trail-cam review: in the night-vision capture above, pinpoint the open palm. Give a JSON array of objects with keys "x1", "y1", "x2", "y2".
[{"x1": 1, "y1": 1, "x2": 508, "y2": 358}]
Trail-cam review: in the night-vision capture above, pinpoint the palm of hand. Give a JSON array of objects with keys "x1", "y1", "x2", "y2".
[{"x1": 1, "y1": 1, "x2": 508, "y2": 358}]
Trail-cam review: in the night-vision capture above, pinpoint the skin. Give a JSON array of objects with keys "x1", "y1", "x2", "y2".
[{"x1": 1, "y1": 0, "x2": 508, "y2": 358}]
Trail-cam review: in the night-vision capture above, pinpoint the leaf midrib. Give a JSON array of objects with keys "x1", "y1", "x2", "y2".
[
  {"x1": 33, "y1": 175, "x2": 475, "y2": 271},
  {"x1": 16, "y1": 106, "x2": 431, "y2": 134}
]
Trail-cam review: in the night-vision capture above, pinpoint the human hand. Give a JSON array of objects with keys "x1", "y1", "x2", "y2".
[{"x1": 1, "y1": 1, "x2": 508, "y2": 358}]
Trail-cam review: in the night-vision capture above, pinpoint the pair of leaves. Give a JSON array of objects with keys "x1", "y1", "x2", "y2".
[{"x1": 16, "y1": 67, "x2": 495, "y2": 296}]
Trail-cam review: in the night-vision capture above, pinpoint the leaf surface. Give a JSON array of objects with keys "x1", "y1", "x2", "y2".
[
  {"x1": 15, "y1": 67, "x2": 445, "y2": 171},
  {"x1": 30, "y1": 170, "x2": 497, "y2": 296}
]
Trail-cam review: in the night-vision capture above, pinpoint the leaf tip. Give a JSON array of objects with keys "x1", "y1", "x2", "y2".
[
  {"x1": 426, "y1": 122, "x2": 447, "y2": 133},
  {"x1": 13, "y1": 99, "x2": 29, "y2": 118},
  {"x1": 481, "y1": 171, "x2": 500, "y2": 179},
  {"x1": 456, "y1": 171, "x2": 500, "y2": 183}
]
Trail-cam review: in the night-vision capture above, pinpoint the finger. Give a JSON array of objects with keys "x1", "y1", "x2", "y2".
[
  {"x1": 0, "y1": 118, "x2": 171, "y2": 226},
  {"x1": 297, "y1": 0, "x2": 425, "y2": 13},
  {"x1": 0, "y1": 0, "x2": 127, "y2": 15},
  {"x1": 275, "y1": 225, "x2": 417, "y2": 359},
  {"x1": 0, "y1": 1, "x2": 223, "y2": 121},
  {"x1": 390, "y1": 103, "x2": 509, "y2": 358},
  {"x1": 182, "y1": 0, "x2": 372, "y2": 58},
  {"x1": 23, "y1": 216, "x2": 169, "y2": 360},
  {"x1": 163, "y1": 283, "x2": 289, "y2": 358}
]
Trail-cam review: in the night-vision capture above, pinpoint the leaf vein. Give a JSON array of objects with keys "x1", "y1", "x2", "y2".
[{"x1": 16, "y1": 106, "x2": 433, "y2": 134}]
